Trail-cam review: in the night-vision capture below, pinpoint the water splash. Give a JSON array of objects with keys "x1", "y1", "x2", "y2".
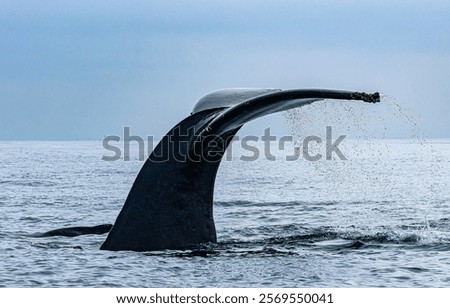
[
  {"x1": 281, "y1": 96, "x2": 447, "y2": 233},
  {"x1": 382, "y1": 95, "x2": 421, "y2": 140}
]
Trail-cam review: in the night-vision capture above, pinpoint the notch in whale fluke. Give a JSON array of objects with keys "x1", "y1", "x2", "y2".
[{"x1": 101, "y1": 88, "x2": 381, "y2": 252}]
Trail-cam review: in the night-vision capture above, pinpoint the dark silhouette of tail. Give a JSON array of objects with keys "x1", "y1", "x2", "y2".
[{"x1": 100, "y1": 88, "x2": 380, "y2": 251}]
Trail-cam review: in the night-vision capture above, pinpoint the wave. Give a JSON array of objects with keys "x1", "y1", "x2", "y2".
[
  {"x1": 0, "y1": 180, "x2": 57, "y2": 187},
  {"x1": 215, "y1": 200, "x2": 341, "y2": 207}
]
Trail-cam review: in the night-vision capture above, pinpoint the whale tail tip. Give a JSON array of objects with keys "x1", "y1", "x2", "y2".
[{"x1": 351, "y1": 91, "x2": 380, "y2": 103}]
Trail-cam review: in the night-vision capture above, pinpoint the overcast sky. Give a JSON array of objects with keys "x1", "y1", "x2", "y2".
[{"x1": 1, "y1": 0, "x2": 449, "y2": 140}]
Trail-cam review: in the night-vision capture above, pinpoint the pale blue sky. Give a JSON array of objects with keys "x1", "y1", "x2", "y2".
[{"x1": 1, "y1": 0, "x2": 449, "y2": 139}]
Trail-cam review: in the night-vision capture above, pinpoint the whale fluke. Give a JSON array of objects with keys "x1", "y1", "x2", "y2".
[{"x1": 101, "y1": 88, "x2": 380, "y2": 251}]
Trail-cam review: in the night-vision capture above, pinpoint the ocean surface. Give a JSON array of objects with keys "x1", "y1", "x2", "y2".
[{"x1": 1, "y1": 136, "x2": 449, "y2": 287}]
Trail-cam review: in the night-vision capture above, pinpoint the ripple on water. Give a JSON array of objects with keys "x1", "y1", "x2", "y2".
[{"x1": 1, "y1": 140, "x2": 450, "y2": 287}]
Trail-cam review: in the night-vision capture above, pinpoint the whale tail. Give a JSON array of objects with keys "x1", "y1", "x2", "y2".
[{"x1": 101, "y1": 88, "x2": 380, "y2": 251}]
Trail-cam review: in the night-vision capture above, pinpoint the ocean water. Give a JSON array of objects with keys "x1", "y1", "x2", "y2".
[{"x1": 0, "y1": 136, "x2": 449, "y2": 288}]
